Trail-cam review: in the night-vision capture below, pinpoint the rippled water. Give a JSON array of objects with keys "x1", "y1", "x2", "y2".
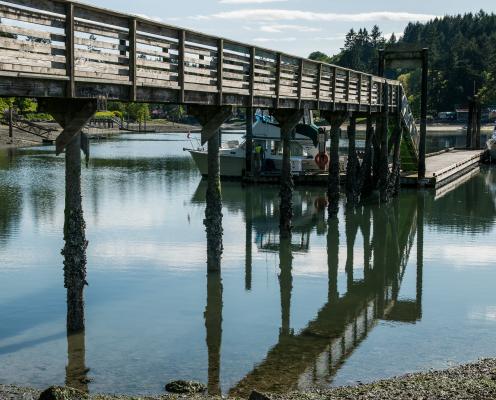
[{"x1": 0, "y1": 132, "x2": 495, "y2": 396}]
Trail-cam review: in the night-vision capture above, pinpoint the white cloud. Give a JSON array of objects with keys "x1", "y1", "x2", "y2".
[
  {"x1": 313, "y1": 35, "x2": 346, "y2": 41},
  {"x1": 253, "y1": 37, "x2": 297, "y2": 42},
  {"x1": 220, "y1": 0, "x2": 287, "y2": 3},
  {"x1": 259, "y1": 24, "x2": 322, "y2": 33},
  {"x1": 195, "y1": 9, "x2": 437, "y2": 23}
]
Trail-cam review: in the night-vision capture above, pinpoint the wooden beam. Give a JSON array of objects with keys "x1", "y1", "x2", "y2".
[
  {"x1": 188, "y1": 105, "x2": 233, "y2": 144},
  {"x1": 129, "y1": 17, "x2": 137, "y2": 102},
  {"x1": 316, "y1": 63, "x2": 322, "y2": 109},
  {"x1": 297, "y1": 58, "x2": 303, "y2": 109},
  {"x1": 65, "y1": 3, "x2": 75, "y2": 98},
  {"x1": 331, "y1": 66, "x2": 337, "y2": 111}
]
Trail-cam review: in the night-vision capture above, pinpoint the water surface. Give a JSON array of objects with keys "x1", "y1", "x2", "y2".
[{"x1": 1, "y1": 132, "x2": 496, "y2": 396}]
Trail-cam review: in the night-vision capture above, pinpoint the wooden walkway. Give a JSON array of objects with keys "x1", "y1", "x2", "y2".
[
  {"x1": 401, "y1": 149, "x2": 484, "y2": 188},
  {"x1": 0, "y1": 0, "x2": 401, "y2": 112},
  {"x1": 242, "y1": 149, "x2": 484, "y2": 188}
]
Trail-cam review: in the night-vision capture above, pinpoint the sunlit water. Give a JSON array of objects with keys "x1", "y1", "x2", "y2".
[{"x1": 1, "y1": 132, "x2": 496, "y2": 396}]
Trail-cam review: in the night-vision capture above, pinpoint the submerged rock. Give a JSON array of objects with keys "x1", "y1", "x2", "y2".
[
  {"x1": 38, "y1": 386, "x2": 88, "y2": 400},
  {"x1": 164, "y1": 380, "x2": 206, "y2": 394}
]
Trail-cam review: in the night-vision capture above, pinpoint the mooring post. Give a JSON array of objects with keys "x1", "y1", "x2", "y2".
[
  {"x1": 279, "y1": 236, "x2": 293, "y2": 337},
  {"x1": 188, "y1": 105, "x2": 233, "y2": 271},
  {"x1": 418, "y1": 48, "x2": 428, "y2": 179},
  {"x1": 346, "y1": 114, "x2": 359, "y2": 204},
  {"x1": 321, "y1": 111, "x2": 348, "y2": 218},
  {"x1": 270, "y1": 109, "x2": 304, "y2": 238},
  {"x1": 38, "y1": 99, "x2": 97, "y2": 334},
  {"x1": 205, "y1": 270, "x2": 223, "y2": 395},
  {"x1": 379, "y1": 83, "x2": 390, "y2": 203},
  {"x1": 245, "y1": 107, "x2": 254, "y2": 176}
]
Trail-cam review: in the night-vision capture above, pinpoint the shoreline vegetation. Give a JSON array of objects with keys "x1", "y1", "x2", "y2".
[
  {"x1": 0, "y1": 122, "x2": 492, "y2": 151},
  {"x1": 1, "y1": 358, "x2": 495, "y2": 400}
]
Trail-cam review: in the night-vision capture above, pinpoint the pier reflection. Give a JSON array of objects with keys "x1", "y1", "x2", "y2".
[{"x1": 214, "y1": 188, "x2": 423, "y2": 396}]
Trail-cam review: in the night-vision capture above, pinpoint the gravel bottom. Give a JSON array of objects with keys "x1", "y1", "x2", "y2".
[{"x1": 1, "y1": 359, "x2": 496, "y2": 400}]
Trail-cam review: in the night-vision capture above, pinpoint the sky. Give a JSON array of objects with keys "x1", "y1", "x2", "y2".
[{"x1": 81, "y1": 0, "x2": 496, "y2": 57}]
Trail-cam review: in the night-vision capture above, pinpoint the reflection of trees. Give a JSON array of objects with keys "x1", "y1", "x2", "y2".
[
  {"x1": 0, "y1": 185, "x2": 22, "y2": 248},
  {"x1": 229, "y1": 193, "x2": 422, "y2": 397},
  {"x1": 426, "y1": 173, "x2": 496, "y2": 233}
]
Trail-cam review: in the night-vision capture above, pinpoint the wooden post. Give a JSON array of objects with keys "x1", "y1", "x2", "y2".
[
  {"x1": 245, "y1": 107, "x2": 253, "y2": 175},
  {"x1": 275, "y1": 53, "x2": 281, "y2": 109},
  {"x1": 271, "y1": 109, "x2": 304, "y2": 238},
  {"x1": 65, "y1": 3, "x2": 75, "y2": 98},
  {"x1": 379, "y1": 82, "x2": 390, "y2": 203},
  {"x1": 466, "y1": 99, "x2": 474, "y2": 149},
  {"x1": 8, "y1": 105, "x2": 13, "y2": 140},
  {"x1": 205, "y1": 270, "x2": 222, "y2": 395},
  {"x1": 297, "y1": 59, "x2": 304, "y2": 109},
  {"x1": 346, "y1": 114, "x2": 359, "y2": 204},
  {"x1": 217, "y1": 39, "x2": 224, "y2": 106},
  {"x1": 64, "y1": 132, "x2": 87, "y2": 334},
  {"x1": 321, "y1": 111, "x2": 347, "y2": 218},
  {"x1": 316, "y1": 63, "x2": 323, "y2": 110},
  {"x1": 178, "y1": 30, "x2": 186, "y2": 104},
  {"x1": 206, "y1": 131, "x2": 223, "y2": 272},
  {"x1": 360, "y1": 117, "x2": 374, "y2": 198},
  {"x1": 331, "y1": 67, "x2": 337, "y2": 110},
  {"x1": 129, "y1": 18, "x2": 137, "y2": 102},
  {"x1": 418, "y1": 48, "x2": 428, "y2": 179},
  {"x1": 249, "y1": 47, "x2": 256, "y2": 108}
]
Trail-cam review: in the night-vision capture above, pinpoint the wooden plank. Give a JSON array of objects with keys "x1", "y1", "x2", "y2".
[
  {"x1": 0, "y1": 24, "x2": 65, "y2": 42},
  {"x1": 0, "y1": 36, "x2": 63, "y2": 54},
  {"x1": 136, "y1": 58, "x2": 172, "y2": 70},
  {"x1": 0, "y1": 48, "x2": 65, "y2": 63},
  {"x1": 75, "y1": 22, "x2": 128, "y2": 40},
  {"x1": 75, "y1": 49, "x2": 128, "y2": 63},
  {"x1": 0, "y1": 4, "x2": 65, "y2": 28},
  {"x1": 0, "y1": 62, "x2": 66, "y2": 75},
  {"x1": 75, "y1": 70, "x2": 130, "y2": 81},
  {"x1": 75, "y1": 36, "x2": 126, "y2": 51},
  {"x1": 136, "y1": 34, "x2": 176, "y2": 49},
  {"x1": 136, "y1": 77, "x2": 179, "y2": 88},
  {"x1": 75, "y1": 7, "x2": 129, "y2": 29}
]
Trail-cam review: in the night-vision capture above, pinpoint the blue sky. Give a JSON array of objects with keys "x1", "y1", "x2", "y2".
[{"x1": 82, "y1": 0, "x2": 496, "y2": 57}]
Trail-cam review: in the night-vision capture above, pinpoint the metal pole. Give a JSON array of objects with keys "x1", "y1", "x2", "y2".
[{"x1": 419, "y1": 48, "x2": 428, "y2": 179}]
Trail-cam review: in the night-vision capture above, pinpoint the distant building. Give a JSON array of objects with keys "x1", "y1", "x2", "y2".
[{"x1": 438, "y1": 111, "x2": 456, "y2": 121}]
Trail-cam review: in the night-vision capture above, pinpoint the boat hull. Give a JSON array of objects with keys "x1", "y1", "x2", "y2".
[{"x1": 487, "y1": 139, "x2": 496, "y2": 160}]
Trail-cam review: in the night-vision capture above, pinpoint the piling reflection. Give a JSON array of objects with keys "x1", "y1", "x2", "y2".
[
  {"x1": 204, "y1": 179, "x2": 224, "y2": 395},
  {"x1": 227, "y1": 191, "x2": 423, "y2": 397}
]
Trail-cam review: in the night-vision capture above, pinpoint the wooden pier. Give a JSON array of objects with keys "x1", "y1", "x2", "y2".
[{"x1": 242, "y1": 148, "x2": 485, "y2": 189}]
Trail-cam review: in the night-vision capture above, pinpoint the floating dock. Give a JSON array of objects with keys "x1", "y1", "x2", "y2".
[{"x1": 242, "y1": 149, "x2": 485, "y2": 189}]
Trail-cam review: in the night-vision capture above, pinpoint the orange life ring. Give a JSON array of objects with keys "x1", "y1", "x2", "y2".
[{"x1": 314, "y1": 153, "x2": 329, "y2": 170}]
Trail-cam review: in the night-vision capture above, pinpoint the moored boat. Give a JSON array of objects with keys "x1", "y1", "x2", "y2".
[
  {"x1": 486, "y1": 126, "x2": 496, "y2": 160},
  {"x1": 186, "y1": 115, "x2": 330, "y2": 178}
]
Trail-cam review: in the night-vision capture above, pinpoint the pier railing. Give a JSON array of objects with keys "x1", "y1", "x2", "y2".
[{"x1": 0, "y1": 0, "x2": 401, "y2": 112}]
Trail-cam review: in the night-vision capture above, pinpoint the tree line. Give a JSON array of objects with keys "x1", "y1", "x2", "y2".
[{"x1": 309, "y1": 11, "x2": 496, "y2": 115}]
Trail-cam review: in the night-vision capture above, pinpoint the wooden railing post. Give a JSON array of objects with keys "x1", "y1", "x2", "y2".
[
  {"x1": 217, "y1": 39, "x2": 223, "y2": 106},
  {"x1": 249, "y1": 47, "x2": 255, "y2": 107},
  {"x1": 369, "y1": 76, "x2": 373, "y2": 108},
  {"x1": 128, "y1": 18, "x2": 137, "y2": 102},
  {"x1": 316, "y1": 63, "x2": 322, "y2": 110},
  {"x1": 178, "y1": 30, "x2": 186, "y2": 104},
  {"x1": 331, "y1": 67, "x2": 337, "y2": 111},
  {"x1": 297, "y1": 59, "x2": 303, "y2": 109},
  {"x1": 345, "y1": 70, "x2": 350, "y2": 104},
  {"x1": 65, "y1": 3, "x2": 75, "y2": 98},
  {"x1": 275, "y1": 53, "x2": 281, "y2": 108},
  {"x1": 358, "y1": 74, "x2": 363, "y2": 107}
]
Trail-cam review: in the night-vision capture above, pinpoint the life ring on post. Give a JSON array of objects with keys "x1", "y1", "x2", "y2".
[{"x1": 315, "y1": 153, "x2": 329, "y2": 170}]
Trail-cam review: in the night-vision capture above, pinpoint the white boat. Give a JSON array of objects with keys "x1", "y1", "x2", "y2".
[{"x1": 187, "y1": 116, "x2": 328, "y2": 178}]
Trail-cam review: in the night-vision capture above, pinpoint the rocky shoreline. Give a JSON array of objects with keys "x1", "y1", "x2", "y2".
[{"x1": 1, "y1": 359, "x2": 496, "y2": 400}]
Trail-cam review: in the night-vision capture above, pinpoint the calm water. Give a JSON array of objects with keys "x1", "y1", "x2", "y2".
[{"x1": 1, "y1": 132, "x2": 496, "y2": 396}]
